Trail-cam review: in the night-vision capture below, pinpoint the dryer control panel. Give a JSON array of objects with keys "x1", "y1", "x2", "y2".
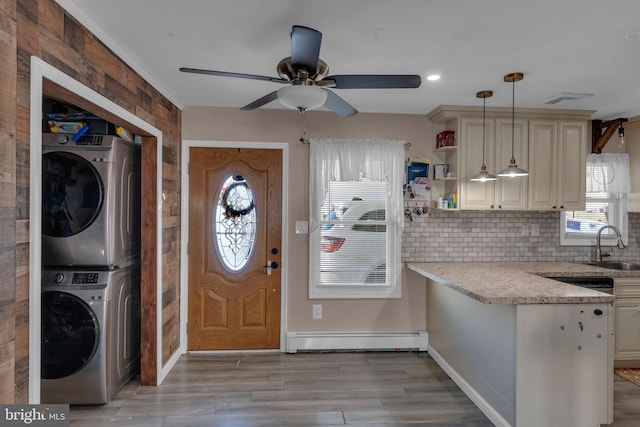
[{"x1": 72, "y1": 272, "x2": 100, "y2": 284}]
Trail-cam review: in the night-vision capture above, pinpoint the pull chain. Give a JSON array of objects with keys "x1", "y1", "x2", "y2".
[{"x1": 299, "y1": 107, "x2": 310, "y2": 144}]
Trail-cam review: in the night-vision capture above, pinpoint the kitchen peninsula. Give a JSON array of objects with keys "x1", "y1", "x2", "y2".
[{"x1": 408, "y1": 261, "x2": 618, "y2": 427}]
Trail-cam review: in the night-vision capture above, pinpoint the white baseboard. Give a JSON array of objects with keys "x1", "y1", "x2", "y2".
[
  {"x1": 286, "y1": 331, "x2": 428, "y2": 353},
  {"x1": 428, "y1": 345, "x2": 511, "y2": 427}
]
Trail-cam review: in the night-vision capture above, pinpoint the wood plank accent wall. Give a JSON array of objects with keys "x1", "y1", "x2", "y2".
[
  {"x1": 0, "y1": 0, "x2": 19, "y2": 405},
  {"x1": 0, "y1": 0, "x2": 183, "y2": 402}
]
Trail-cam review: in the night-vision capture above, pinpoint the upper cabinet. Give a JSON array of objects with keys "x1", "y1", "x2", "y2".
[
  {"x1": 528, "y1": 120, "x2": 587, "y2": 210},
  {"x1": 620, "y1": 118, "x2": 640, "y2": 211},
  {"x1": 428, "y1": 106, "x2": 591, "y2": 211},
  {"x1": 459, "y1": 117, "x2": 528, "y2": 210}
]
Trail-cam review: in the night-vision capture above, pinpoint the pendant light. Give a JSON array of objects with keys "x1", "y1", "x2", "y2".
[
  {"x1": 618, "y1": 124, "x2": 625, "y2": 148},
  {"x1": 470, "y1": 90, "x2": 497, "y2": 182},
  {"x1": 497, "y1": 72, "x2": 529, "y2": 177}
]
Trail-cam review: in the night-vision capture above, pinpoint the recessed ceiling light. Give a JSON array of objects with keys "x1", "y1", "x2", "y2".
[{"x1": 426, "y1": 74, "x2": 441, "y2": 81}]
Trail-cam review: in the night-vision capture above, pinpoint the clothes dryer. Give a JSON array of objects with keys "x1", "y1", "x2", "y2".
[
  {"x1": 41, "y1": 133, "x2": 141, "y2": 268},
  {"x1": 40, "y1": 265, "x2": 141, "y2": 405}
]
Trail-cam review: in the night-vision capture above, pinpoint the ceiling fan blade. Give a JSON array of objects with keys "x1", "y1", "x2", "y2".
[
  {"x1": 240, "y1": 91, "x2": 279, "y2": 111},
  {"x1": 323, "y1": 89, "x2": 358, "y2": 117},
  {"x1": 327, "y1": 75, "x2": 422, "y2": 89},
  {"x1": 180, "y1": 67, "x2": 289, "y2": 84},
  {"x1": 290, "y1": 25, "x2": 322, "y2": 75}
]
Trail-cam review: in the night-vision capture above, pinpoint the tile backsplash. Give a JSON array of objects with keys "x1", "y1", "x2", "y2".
[{"x1": 402, "y1": 210, "x2": 640, "y2": 263}]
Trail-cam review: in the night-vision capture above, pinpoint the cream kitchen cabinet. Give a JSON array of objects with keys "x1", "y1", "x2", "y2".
[
  {"x1": 614, "y1": 277, "x2": 640, "y2": 365},
  {"x1": 429, "y1": 113, "x2": 461, "y2": 210},
  {"x1": 459, "y1": 117, "x2": 528, "y2": 210},
  {"x1": 428, "y1": 106, "x2": 590, "y2": 211},
  {"x1": 527, "y1": 120, "x2": 587, "y2": 210}
]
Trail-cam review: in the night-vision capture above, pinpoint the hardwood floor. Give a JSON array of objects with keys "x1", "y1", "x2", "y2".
[{"x1": 68, "y1": 352, "x2": 640, "y2": 426}]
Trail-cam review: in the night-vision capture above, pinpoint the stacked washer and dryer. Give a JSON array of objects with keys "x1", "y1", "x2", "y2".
[{"x1": 40, "y1": 132, "x2": 142, "y2": 405}]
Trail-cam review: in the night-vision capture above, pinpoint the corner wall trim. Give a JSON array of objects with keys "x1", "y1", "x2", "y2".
[{"x1": 286, "y1": 331, "x2": 428, "y2": 353}]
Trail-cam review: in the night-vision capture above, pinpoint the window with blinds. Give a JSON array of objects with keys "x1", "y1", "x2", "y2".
[
  {"x1": 560, "y1": 155, "x2": 628, "y2": 246},
  {"x1": 308, "y1": 138, "x2": 404, "y2": 299},
  {"x1": 318, "y1": 181, "x2": 390, "y2": 286}
]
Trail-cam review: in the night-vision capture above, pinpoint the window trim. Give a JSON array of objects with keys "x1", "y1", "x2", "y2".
[
  {"x1": 308, "y1": 139, "x2": 404, "y2": 299},
  {"x1": 560, "y1": 196, "x2": 628, "y2": 247}
]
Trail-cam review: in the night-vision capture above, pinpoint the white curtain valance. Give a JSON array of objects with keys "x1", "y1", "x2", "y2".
[
  {"x1": 586, "y1": 153, "x2": 630, "y2": 194},
  {"x1": 309, "y1": 138, "x2": 405, "y2": 232}
]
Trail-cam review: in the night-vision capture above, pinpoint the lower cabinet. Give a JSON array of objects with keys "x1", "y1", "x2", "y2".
[{"x1": 614, "y1": 278, "x2": 640, "y2": 365}]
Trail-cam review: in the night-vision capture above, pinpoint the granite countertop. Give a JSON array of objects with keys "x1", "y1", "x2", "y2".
[{"x1": 405, "y1": 261, "x2": 640, "y2": 304}]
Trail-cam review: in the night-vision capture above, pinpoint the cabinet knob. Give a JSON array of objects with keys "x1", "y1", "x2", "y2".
[
  {"x1": 560, "y1": 206, "x2": 565, "y2": 209},
  {"x1": 552, "y1": 205, "x2": 557, "y2": 209},
  {"x1": 594, "y1": 309, "x2": 603, "y2": 316}
]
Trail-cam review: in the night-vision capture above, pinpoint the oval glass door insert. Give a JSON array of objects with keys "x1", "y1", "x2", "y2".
[{"x1": 214, "y1": 174, "x2": 257, "y2": 271}]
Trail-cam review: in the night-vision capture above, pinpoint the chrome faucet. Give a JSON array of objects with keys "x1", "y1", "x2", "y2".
[{"x1": 595, "y1": 225, "x2": 626, "y2": 262}]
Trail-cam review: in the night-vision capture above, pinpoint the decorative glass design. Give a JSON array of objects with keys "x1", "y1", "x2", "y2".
[{"x1": 215, "y1": 175, "x2": 257, "y2": 271}]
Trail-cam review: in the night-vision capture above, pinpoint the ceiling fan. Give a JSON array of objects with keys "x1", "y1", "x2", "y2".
[{"x1": 180, "y1": 25, "x2": 422, "y2": 117}]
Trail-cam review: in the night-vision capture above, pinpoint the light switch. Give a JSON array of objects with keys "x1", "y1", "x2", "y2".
[{"x1": 295, "y1": 221, "x2": 309, "y2": 234}]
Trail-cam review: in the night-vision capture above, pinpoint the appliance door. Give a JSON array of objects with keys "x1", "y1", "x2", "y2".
[
  {"x1": 41, "y1": 150, "x2": 112, "y2": 266},
  {"x1": 41, "y1": 291, "x2": 101, "y2": 379}
]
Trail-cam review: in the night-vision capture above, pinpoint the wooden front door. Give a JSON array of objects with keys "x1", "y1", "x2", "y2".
[{"x1": 188, "y1": 147, "x2": 282, "y2": 350}]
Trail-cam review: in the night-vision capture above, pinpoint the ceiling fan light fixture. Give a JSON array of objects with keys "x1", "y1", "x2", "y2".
[{"x1": 277, "y1": 85, "x2": 327, "y2": 111}]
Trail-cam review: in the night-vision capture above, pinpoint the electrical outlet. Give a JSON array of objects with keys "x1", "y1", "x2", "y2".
[
  {"x1": 312, "y1": 304, "x2": 322, "y2": 320},
  {"x1": 530, "y1": 224, "x2": 539, "y2": 237},
  {"x1": 521, "y1": 225, "x2": 529, "y2": 236}
]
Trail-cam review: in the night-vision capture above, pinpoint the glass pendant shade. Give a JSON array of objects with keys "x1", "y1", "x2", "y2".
[
  {"x1": 471, "y1": 90, "x2": 497, "y2": 182},
  {"x1": 277, "y1": 85, "x2": 327, "y2": 111},
  {"x1": 618, "y1": 125, "x2": 625, "y2": 148},
  {"x1": 498, "y1": 72, "x2": 528, "y2": 177}
]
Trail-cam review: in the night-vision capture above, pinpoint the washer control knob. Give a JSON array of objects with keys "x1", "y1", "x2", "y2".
[{"x1": 53, "y1": 273, "x2": 65, "y2": 284}]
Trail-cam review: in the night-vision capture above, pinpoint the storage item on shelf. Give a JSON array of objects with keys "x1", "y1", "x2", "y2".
[
  {"x1": 48, "y1": 120, "x2": 85, "y2": 134},
  {"x1": 436, "y1": 130, "x2": 456, "y2": 148}
]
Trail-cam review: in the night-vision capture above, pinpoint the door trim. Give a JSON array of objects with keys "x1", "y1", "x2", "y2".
[
  {"x1": 29, "y1": 57, "x2": 167, "y2": 401},
  {"x1": 180, "y1": 140, "x2": 289, "y2": 353}
]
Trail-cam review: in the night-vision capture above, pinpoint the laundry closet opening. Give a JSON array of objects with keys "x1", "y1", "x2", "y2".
[{"x1": 37, "y1": 77, "x2": 161, "y2": 391}]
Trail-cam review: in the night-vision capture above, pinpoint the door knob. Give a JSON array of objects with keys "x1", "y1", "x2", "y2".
[{"x1": 264, "y1": 260, "x2": 279, "y2": 275}]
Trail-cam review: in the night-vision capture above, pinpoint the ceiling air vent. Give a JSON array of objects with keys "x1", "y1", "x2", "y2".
[{"x1": 542, "y1": 93, "x2": 594, "y2": 105}]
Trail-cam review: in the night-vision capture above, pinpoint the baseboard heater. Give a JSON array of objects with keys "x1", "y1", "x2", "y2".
[{"x1": 286, "y1": 331, "x2": 428, "y2": 353}]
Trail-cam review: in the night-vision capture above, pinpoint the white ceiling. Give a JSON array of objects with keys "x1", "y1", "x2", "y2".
[{"x1": 58, "y1": 0, "x2": 640, "y2": 120}]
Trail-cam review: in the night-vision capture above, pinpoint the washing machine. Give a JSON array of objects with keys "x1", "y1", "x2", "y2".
[
  {"x1": 41, "y1": 265, "x2": 141, "y2": 405},
  {"x1": 41, "y1": 133, "x2": 141, "y2": 268}
]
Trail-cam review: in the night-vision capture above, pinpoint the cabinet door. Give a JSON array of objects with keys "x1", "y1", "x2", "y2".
[
  {"x1": 557, "y1": 121, "x2": 587, "y2": 210},
  {"x1": 495, "y1": 118, "x2": 528, "y2": 210},
  {"x1": 614, "y1": 299, "x2": 640, "y2": 360},
  {"x1": 460, "y1": 117, "x2": 495, "y2": 210},
  {"x1": 528, "y1": 120, "x2": 558, "y2": 210}
]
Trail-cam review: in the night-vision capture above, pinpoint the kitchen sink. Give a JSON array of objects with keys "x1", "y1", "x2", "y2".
[{"x1": 584, "y1": 261, "x2": 640, "y2": 270}]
